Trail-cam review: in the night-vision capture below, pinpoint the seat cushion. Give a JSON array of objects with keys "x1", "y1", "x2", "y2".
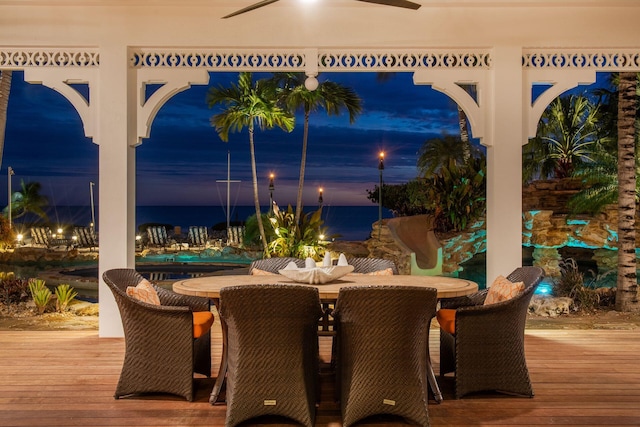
[
  {"x1": 192, "y1": 311, "x2": 214, "y2": 339},
  {"x1": 250, "y1": 268, "x2": 277, "y2": 275},
  {"x1": 436, "y1": 308, "x2": 457, "y2": 334},
  {"x1": 484, "y1": 275, "x2": 525, "y2": 305},
  {"x1": 126, "y1": 279, "x2": 161, "y2": 305}
]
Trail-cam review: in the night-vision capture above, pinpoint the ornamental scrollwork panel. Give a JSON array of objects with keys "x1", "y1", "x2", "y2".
[{"x1": 0, "y1": 48, "x2": 99, "y2": 68}]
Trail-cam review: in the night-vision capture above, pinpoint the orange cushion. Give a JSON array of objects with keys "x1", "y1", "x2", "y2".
[
  {"x1": 436, "y1": 308, "x2": 457, "y2": 334},
  {"x1": 126, "y1": 279, "x2": 161, "y2": 305},
  {"x1": 484, "y1": 275, "x2": 525, "y2": 305},
  {"x1": 250, "y1": 268, "x2": 277, "y2": 275},
  {"x1": 192, "y1": 311, "x2": 214, "y2": 339}
]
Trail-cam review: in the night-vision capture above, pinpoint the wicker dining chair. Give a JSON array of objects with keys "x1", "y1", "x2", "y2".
[
  {"x1": 103, "y1": 268, "x2": 213, "y2": 401},
  {"x1": 346, "y1": 257, "x2": 399, "y2": 274},
  {"x1": 248, "y1": 257, "x2": 306, "y2": 274},
  {"x1": 219, "y1": 284, "x2": 323, "y2": 427},
  {"x1": 438, "y1": 266, "x2": 545, "y2": 399},
  {"x1": 333, "y1": 286, "x2": 438, "y2": 427}
]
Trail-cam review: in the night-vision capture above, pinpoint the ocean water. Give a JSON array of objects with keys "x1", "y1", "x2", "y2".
[{"x1": 16, "y1": 205, "x2": 394, "y2": 242}]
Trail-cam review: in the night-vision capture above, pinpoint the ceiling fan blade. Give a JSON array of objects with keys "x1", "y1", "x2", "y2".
[
  {"x1": 222, "y1": 0, "x2": 281, "y2": 19},
  {"x1": 356, "y1": 0, "x2": 421, "y2": 10}
]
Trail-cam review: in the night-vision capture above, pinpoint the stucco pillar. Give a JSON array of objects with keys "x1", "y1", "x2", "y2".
[
  {"x1": 486, "y1": 46, "x2": 524, "y2": 283},
  {"x1": 98, "y1": 44, "x2": 137, "y2": 337}
]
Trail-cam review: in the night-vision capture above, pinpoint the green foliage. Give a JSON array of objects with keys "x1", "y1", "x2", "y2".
[
  {"x1": 417, "y1": 134, "x2": 483, "y2": 177},
  {"x1": 0, "y1": 272, "x2": 29, "y2": 311},
  {"x1": 366, "y1": 179, "x2": 431, "y2": 217},
  {"x1": 54, "y1": 284, "x2": 78, "y2": 313},
  {"x1": 267, "y1": 204, "x2": 330, "y2": 260},
  {"x1": 523, "y1": 94, "x2": 603, "y2": 182},
  {"x1": 554, "y1": 258, "x2": 601, "y2": 312},
  {"x1": 3, "y1": 180, "x2": 49, "y2": 221},
  {"x1": 426, "y1": 156, "x2": 487, "y2": 233},
  {"x1": 29, "y1": 278, "x2": 55, "y2": 315},
  {"x1": 243, "y1": 213, "x2": 275, "y2": 248}
]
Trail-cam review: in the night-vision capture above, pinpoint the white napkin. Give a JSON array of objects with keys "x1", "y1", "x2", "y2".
[
  {"x1": 305, "y1": 257, "x2": 316, "y2": 269},
  {"x1": 322, "y1": 251, "x2": 332, "y2": 267},
  {"x1": 338, "y1": 253, "x2": 349, "y2": 266},
  {"x1": 284, "y1": 261, "x2": 299, "y2": 270}
]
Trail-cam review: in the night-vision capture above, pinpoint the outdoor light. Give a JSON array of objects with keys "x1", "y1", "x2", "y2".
[
  {"x1": 7, "y1": 166, "x2": 14, "y2": 230},
  {"x1": 318, "y1": 187, "x2": 323, "y2": 206},
  {"x1": 16, "y1": 234, "x2": 23, "y2": 243},
  {"x1": 268, "y1": 173, "x2": 275, "y2": 212},
  {"x1": 319, "y1": 234, "x2": 325, "y2": 241},
  {"x1": 136, "y1": 235, "x2": 141, "y2": 241},
  {"x1": 378, "y1": 151, "x2": 385, "y2": 239},
  {"x1": 89, "y1": 181, "x2": 96, "y2": 231},
  {"x1": 304, "y1": 74, "x2": 319, "y2": 91},
  {"x1": 72, "y1": 235, "x2": 78, "y2": 242},
  {"x1": 57, "y1": 228, "x2": 63, "y2": 235}
]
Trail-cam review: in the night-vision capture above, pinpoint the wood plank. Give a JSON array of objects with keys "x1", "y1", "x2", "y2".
[{"x1": 1, "y1": 329, "x2": 639, "y2": 426}]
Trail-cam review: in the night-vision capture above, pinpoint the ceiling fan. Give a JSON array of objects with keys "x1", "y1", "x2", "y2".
[{"x1": 222, "y1": 0, "x2": 421, "y2": 19}]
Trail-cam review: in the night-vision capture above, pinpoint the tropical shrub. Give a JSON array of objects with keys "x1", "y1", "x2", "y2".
[
  {"x1": 554, "y1": 258, "x2": 600, "y2": 312},
  {"x1": 28, "y1": 278, "x2": 52, "y2": 314},
  {"x1": 243, "y1": 213, "x2": 275, "y2": 249},
  {"x1": 55, "y1": 284, "x2": 78, "y2": 312},
  {"x1": 0, "y1": 215, "x2": 16, "y2": 249},
  {"x1": 0, "y1": 272, "x2": 29, "y2": 311},
  {"x1": 267, "y1": 204, "x2": 330, "y2": 260},
  {"x1": 366, "y1": 179, "x2": 431, "y2": 217},
  {"x1": 426, "y1": 156, "x2": 487, "y2": 233}
]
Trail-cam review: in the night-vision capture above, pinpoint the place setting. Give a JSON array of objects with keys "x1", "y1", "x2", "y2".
[{"x1": 277, "y1": 253, "x2": 354, "y2": 284}]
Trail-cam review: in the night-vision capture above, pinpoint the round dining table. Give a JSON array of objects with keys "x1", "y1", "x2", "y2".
[
  {"x1": 173, "y1": 273, "x2": 478, "y2": 404},
  {"x1": 173, "y1": 273, "x2": 478, "y2": 301}
]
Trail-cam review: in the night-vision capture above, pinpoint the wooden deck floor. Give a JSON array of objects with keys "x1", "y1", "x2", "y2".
[{"x1": 1, "y1": 325, "x2": 639, "y2": 427}]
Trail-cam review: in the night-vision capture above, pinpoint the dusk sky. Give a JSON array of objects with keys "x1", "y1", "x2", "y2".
[{"x1": 2, "y1": 70, "x2": 609, "y2": 210}]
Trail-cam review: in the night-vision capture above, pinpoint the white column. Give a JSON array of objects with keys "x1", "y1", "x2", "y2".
[
  {"x1": 485, "y1": 46, "x2": 524, "y2": 283},
  {"x1": 98, "y1": 44, "x2": 137, "y2": 337}
]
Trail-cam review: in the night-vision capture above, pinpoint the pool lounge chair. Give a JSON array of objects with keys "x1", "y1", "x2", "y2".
[
  {"x1": 188, "y1": 226, "x2": 208, "y2": 248},
  {"x1": 146, "y1": 226, "x2": 168, "y2": 248},
  {"x1": 73, "y1": 226, "x2": 98, "y2": 251},
  {"x1": 29, "y1": 227, "x2": 51, "y2": 248}
]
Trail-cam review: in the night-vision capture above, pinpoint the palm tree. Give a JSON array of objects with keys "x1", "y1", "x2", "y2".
[
  {"x1": 3, "y1": 180, "x2": 49, "y2": 221},
  {"x1": 207, "y1": 72, "x2": 294, "y2": 255},
  {"x1": 615, "y1": 72, "x2": 639, "y2": 312},
  {"x1": 0, "y1": 70, "x2": 12, "y2": 168},
  {"x1": 271, "y1": 73, "x2": 362, "y2": 226},
  {"x1": 523, "y1": 94, "x2": 601, "y2": 182},
  {"x1": 417, "y1": 134, "x2": 482, "y2": 178}
]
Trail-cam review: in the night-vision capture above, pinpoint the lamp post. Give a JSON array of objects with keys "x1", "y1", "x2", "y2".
[
  {"x1": 268, "y1": 173, "x2": 275, "y2": 212},
  {"x1": 89, "y1": 181, "x2": 96, "y2": 232},
  {"x1": 378, "y1": 152, "x2": 384, "y2": 240},
  {"x1": 318, "y1": 187, "x2": 323, "y2": 208},
  {"x1": 7, "y1": 166, "x2": 14, "y2": 230}
]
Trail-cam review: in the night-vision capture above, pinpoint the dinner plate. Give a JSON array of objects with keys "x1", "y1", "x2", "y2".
[{"x1": 278, "y1": 265, "x2": 354, "y2": 284}]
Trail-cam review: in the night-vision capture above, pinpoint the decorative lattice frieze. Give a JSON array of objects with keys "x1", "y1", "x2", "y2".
[
  {"x1": 130, "y1": 48, "x2": 492, "y2": 71},
  {"x1": 0, "y1": 48, "x2": 99, "y2": 68},
  {"x1": 523, "y1": 49, "x2": 640, "y2": 70},
  {"x1": 319, "y1": 50, "x2": 491, "y2": 71}
]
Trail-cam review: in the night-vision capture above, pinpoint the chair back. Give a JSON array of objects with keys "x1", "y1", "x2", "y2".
[
  {"x1": 347, "y1": 257, "x2": 398, "y2": 274},
  {"x1": 333, "y1": 285, "x2": 437, "y2": 427},
  {"x1": 507, "y1": 266, "x2": 545, "y2": 288},
  {"x1": 248, "y1": 257, "x2": 306, "y2": 274},
  {"x1": 219, "y1": 284, "x2": 322, "y2": 427}
]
